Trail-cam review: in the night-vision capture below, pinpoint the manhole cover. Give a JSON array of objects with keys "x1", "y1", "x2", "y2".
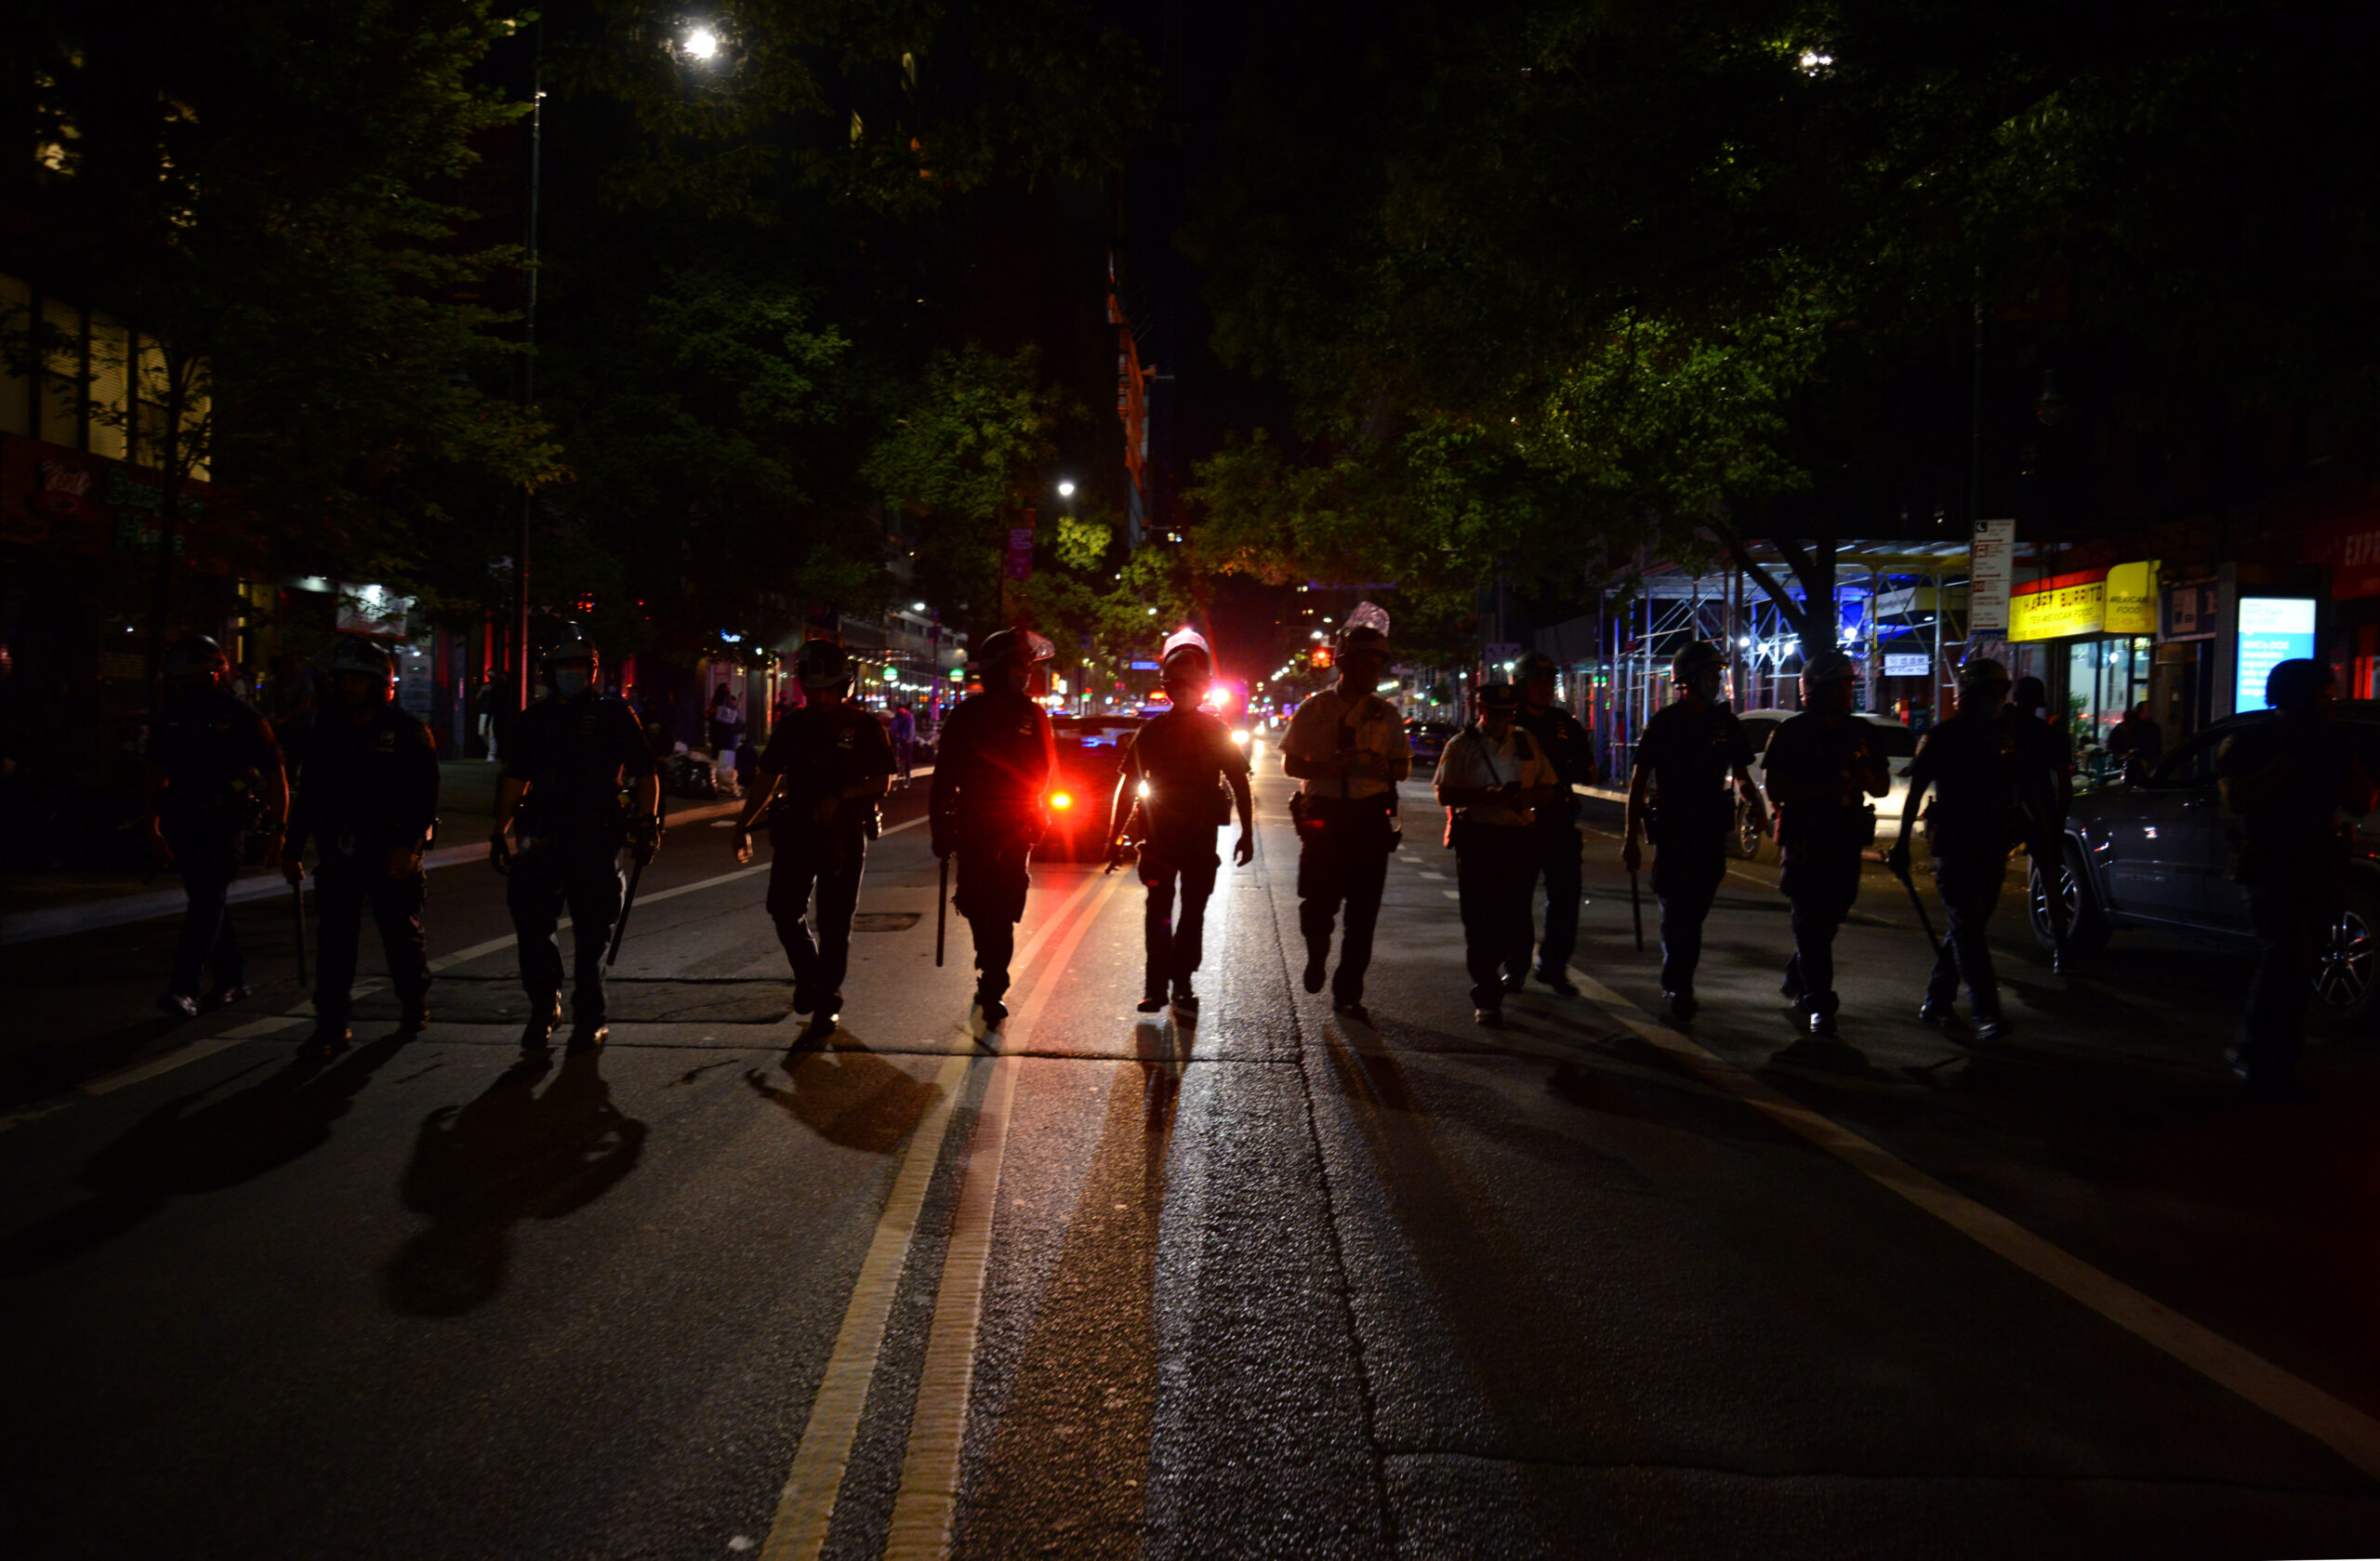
[
  {"x1": 354, "y1": 976, "x2": 794, "y2": 1025},
  {"x1": 852, "y1": 912, "x2": 920, "y2": 933}
]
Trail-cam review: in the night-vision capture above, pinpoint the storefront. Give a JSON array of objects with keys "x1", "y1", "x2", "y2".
[{"x1": 2006, "y1": 560, "x2": 2161, "y2": 775}]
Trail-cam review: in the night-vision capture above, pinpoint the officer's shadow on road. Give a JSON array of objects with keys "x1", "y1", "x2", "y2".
[
  {"x1": 743, "y1": 1048, "x2": 940, "y2": 1155},
  {"x1": 0, "y1": 1029, "x2": 416, "y2": 1276},
  {"x1": 382, "y1": 1052, "x2": 646, "y2": 1316}
]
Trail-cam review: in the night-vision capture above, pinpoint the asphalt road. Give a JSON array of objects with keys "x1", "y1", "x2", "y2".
[{"x1": 5, "y1": 771, "x2": 2380, "y2": 1557}]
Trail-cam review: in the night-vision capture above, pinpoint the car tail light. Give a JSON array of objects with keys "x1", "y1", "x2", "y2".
[{"x1": 1050, "y1": 791, "x2": 1073, "y2": 810}]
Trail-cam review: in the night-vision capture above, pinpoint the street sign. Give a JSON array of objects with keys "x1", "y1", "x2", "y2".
[
  {"x1": 1883, "y1": 653, "x2": 1929, "y2": 677},
  {"x1": 1969, "y1": 520, "x2": 2016, "y2": 634}
]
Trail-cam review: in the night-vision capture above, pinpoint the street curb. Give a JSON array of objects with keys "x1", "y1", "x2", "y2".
[{"x1": 0, "y1": 799, "x2": 747, "y2": 946}]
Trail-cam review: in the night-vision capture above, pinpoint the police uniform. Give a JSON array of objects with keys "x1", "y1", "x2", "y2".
[
  {"x1": 504, "y1": 690, "x2": 655, "y2": 1034},
  {"x1": 931, "y1": 685, "x2": 1056, "y2": 1017},
  {"x1": 1632, "y1": 700, "x2": 1755, "y2": 1002},
  {"x1": 2000, "y1": 705, "x2": 2073, "y2": 951},
  {"x1": 1434, "y1": 714, "x2": 1557, "y2": 1013},
  {"x1": 2217, "y1": 704, "x2": 2373, "y2": 1087},
  {"x1": 1908, "y1": 710, "x2": 2020, "y2": 1026},
  {"x1": 1118, "y1": 704, "x2": 1250, "y2": 1007},
  {"x1": 288, "y1": 701, "x2": 440, "y2": 1034},
  {"x1": 757, "y1": 701, "x2": 894, "y2": 1014},
  {"x1": 1514, "y1": 695, "x2": 1597, "y2": 981},
  {"x1": 1764, "y1": 712, "x2": 1886, "y2": 1025},
  {"x1": 1282, "y1": 683, "x2": 1410, "y2": 1006},
  {"x1": 149, "y1": 685, "x2": 284, "y2": 1003}
]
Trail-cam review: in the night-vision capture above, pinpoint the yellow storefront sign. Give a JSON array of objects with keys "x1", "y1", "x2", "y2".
[
  {"x1": 2009, "y1": 579, "x2": 2105, "y2": 642},
  {"x1": 2105, "y1": 559, "x2": 2160, "y2": 633}
]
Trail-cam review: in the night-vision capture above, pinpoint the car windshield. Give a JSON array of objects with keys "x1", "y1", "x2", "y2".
[
  {"x1": 1053, "y1": 718, "x2": 1140, "y2": 749},
  {"x1": 1859, "y1": 720, "x2": 1918, "y2": 759}
]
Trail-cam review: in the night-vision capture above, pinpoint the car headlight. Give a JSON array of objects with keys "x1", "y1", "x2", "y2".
[
  {"x1": 1229, "y1": 728, "x2": 1251, "y2": 747},
  {"x1": 1136, "y1": 779, "x2": 1152, "y2": 799}
]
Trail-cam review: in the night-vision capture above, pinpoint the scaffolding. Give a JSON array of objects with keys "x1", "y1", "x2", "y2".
[{"x1": 1580, "y1": 542, "x2": 1976, "y2": 777}]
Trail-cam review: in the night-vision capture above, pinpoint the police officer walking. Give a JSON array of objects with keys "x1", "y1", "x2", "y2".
[
  {"x1": 1106, "y1": 629, "x2": 1254, "y2": 1019},
  {"x1": 1890, "y1": 656, "x2": 2019, "y2": 1041},
  {"x1": 280, "y1": 637, "x2": 441, "y2": 1056},
  {"x1": 490, "y1": 629, "x2": 659, "y2": 1053},
  {"x1": 2216, "y1": 658, "x2": 2376, "y2": 1098},
  {"x1": 1281, "y1": 603, "x2": 1408, "y2": 1024},
  {"x1": 1434, "y1": 682, "x2": 1559, "y2": 1026},
  {"x1": 1762, "y1": 651, "x2": 1890, "y2": 1037},
  {"x1": 931, "y1": 628, "x2": 1058, "y2": 1040},
  {"x1": 733, "y1": 641, "x2": 894, "y2": 1037},
  {"x1": 144, "y1": 634, "x2": 287, "y2": 1019},
  {"x1": 1513, "y1": 651, "x2": 1598, "y2": 995},
  {"x1": 2003, "y1": 674, "x2": 2075, "y2": 972},
  {"x1": 1621, "y1": 642, "x2": 1765, "y2": 1023}
]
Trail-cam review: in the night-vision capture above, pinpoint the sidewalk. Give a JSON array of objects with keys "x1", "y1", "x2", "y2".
[{"x1": 1, "y1": 761, "x2": 744, "y2": 946}]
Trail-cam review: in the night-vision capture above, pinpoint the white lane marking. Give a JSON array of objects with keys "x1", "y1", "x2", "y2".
[
  {"x1": 760, "y1": 1052, "x2": 973, "y2": 1561},
  {"x1": 1417, "y1": 868, "x2": 1447, "y2": 880},
  {"x1": 1442, "y1": 890, "x2": 1461, "y2": 900},
  {"x1": 884, "y1": 870, "x2": 1128, "y2": 1557},
  {"x1": 1566, "y1": 965, "x2": 2380, "y2": 1483},
  {"x1": 761, "y1": 863, "x2": 1117, "y2": 1559}
]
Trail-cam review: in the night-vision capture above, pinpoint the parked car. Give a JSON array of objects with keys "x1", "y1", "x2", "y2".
[
  {"x1": 2031, "y1": 703, "x2": 2380, "y2": 1031},
  {"x1": 1407, "y1": 720, "x2": 1460, "y2": 765},
  {"x1": 1035, "y1": 715, "x2": 1143, "y2": 861},
  {"x1": 1726, "y1": 709, "x2": 1918, "y2": 860}
]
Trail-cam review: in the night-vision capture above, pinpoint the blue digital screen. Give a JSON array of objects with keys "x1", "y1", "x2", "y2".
[{"x1": 2236, "y1": 597, "x2": 2316, "y2": 709}]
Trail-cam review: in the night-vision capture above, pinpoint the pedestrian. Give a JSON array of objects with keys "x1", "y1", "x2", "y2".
[
  {"x1": 1763, "y1": 651, "x2": 1891, "y2": 1038},
  {"x1": 733, "y1": 641, "x2": 894, "y2": 1037},
  {"x1": 1434, "y1": 681, "x2": 1559, "y2": 1026},
  {"x1": 1280, "y1": 602, "x2": 1408, "y2": 1024},
  {"x1": 1889, "y1": 655, "x2": 2020, "y2": 1041},
  {"x1": 1105, "y1": 629, "x2": 1254, "y2": 1019},
  {"x1": 1513, "y1": 650, "x2": 1599, "y2": 996},
  {"x1": 476, "y1": 670, "x2": 515, "y2": 766},
  {"x1": 1620, "y1": 642, "x2": 1765, "y2": 1023},
  {"x1": 707, "y1": 681, "x2": 743, "y2": 800},
  {"x1": 2107, "y1": 701, "x2": 2162, "y2": 785},
  {"x1": 890, "y1": 702, "x2": 918, "y2": 788},
  {"x1": 490, "y1": 628, "x2": 661, "y2": 1053},
  {"x1": 144, "y1": 634, "x2": 288, "y2": 1019},
  {"x1": 280, "y1": 637, "x2": 440, "y2": 1057},
  {"x1": 2003, "y1": 675, "x2": 2076, "y2": 972},
  {"x1": 930, "y1": 628, "x2": 1058, "y2": 1040},
  {"x1": 2216, "y1": 659, "x2": 2376, "y2": 1099}
]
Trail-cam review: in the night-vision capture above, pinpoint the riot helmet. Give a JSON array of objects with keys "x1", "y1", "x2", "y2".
[
  {"x1": 163, "y1": 633, "x2": 230, "y2": 686},
  {"x1": 796, "y1": 639, "x2": 853, "y2": 695},
  {"x1": 326, "y1": 637, "x2": 396, "y2": 703}
]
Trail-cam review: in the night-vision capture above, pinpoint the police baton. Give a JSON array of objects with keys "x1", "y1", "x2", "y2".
[
  {"x1": 1628, "y1": 867, "x2": 1645, "y2": 952},
  {"x1": 1890, "y1": 850, "x2": 1944, "y2": 962},
  {"x1": 605, "y1": 824, "x2": 657, "y2": 970},
  {"x1": 935, "y1": 853, "x2": 949, "y2": 968}
]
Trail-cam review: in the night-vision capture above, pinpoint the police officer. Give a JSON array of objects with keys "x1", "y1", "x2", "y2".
[
  {"x1": 1280, "y1": 602, "x2": 1408, "y2": 1024},
  {"x1": 144, "y1": 634, "x2": 287, "y2": 1019},
  {"x1": 931, "y1": 628, "x2": 1058, "y2": 1039},
  {"x1": 490, "y1": 629, "x2": 659, "y2": 1053},
  {"x1": 2216, "y1": 658, "x2": 2376, "y2": 1098},
  {"x1": 1435, "y1": 682, "x2": 1559, "y2": 1026},
  {"x1": 2003, "y1": 674, "x2": 2075, "y2": 972},
  {"x1": 280, "y1": 637, "x2": 440, "y2": 1055},
  {"x1": 1762, "y1": 651, "x2": 1890, "y2": 1038},
  {"x1": 1890, "y1": 655, "x2": 2019, "y2": 1041},
  {"x1": 1621, "y1": 642, "x2": 1765, "y2": 1023},
  {"x1": 733, "y1": 640, "x2": 894, "y2": 1036},
  {"x1": 1514, "y1": 650, "x2": 1598, "y2": 994},
  {"x1": 1106, "y1": 629, "x2": 1254, "y2": 1018}
]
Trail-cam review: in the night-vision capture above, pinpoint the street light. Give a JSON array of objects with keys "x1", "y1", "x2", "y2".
[
  {"x1": 1056, "y1": 480, "x2": 1077, "y2": 498},
  {"x1": 683, "y1": 26, "x2": 721, "y2": 60}
]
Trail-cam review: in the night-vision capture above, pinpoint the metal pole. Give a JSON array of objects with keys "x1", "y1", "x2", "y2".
[{"x1": 1969, "y1": 268, "x2": 1986, "y2": 530}]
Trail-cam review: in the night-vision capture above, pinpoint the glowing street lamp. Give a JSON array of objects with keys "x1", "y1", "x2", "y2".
[
  {"x1": 683, "y1": 26, "x2": 721, "y2": 60},
  {"x1": 1056, "y1": 479, "x2": 1077, "y2": 498}
]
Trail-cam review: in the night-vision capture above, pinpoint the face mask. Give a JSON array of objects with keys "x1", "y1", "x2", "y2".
[
  {"x1": 1000, "y1": 667, "x2": 1030, "y2": 695},
  {"x1": 1690, "y1": 672, "x2": 1723, "y2": 704},
  {"x1": 554, "y1": 668, "x2": 589, "y2": 698}
]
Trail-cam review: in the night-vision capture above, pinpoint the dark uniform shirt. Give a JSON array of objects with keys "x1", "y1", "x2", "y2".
[
  {"x1": 147, "y1": 687, "x2": 282, "y2": 828},
  {"x1": 1514, "y1": 704, "x2": 1597, "y2": 821},
  {"x1": 1124, "y1": 707, "x2": 1249, "y2": 845},
  {"x1": 286, "y1": 705, "x2": 440, "y2": 857},
  {"x1": 760, "y1": 702, "x2": 895, "y2": 837},
  {"x1": 1764, "y1": 712, "x2": 1886, "y2": 855},
  {"x1": 1633, "y1": 702, "x2": 1753, "y2": 848},
  {"x1": 931, "y1": 689, "x2": 1056, "y2": 846},
  {"x1": 2218, "y1": 717, "x2": 2372, "y2": 880},
  {"x1": 1909, "y1": 710, "x2": 2020, "y2": 857},
  {"x1": 505, "y1": 692, "x2": 654, "y2": 840},
  {"x1": 1998, "y1": 709, "x2": 2071, "y2": 836}
]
